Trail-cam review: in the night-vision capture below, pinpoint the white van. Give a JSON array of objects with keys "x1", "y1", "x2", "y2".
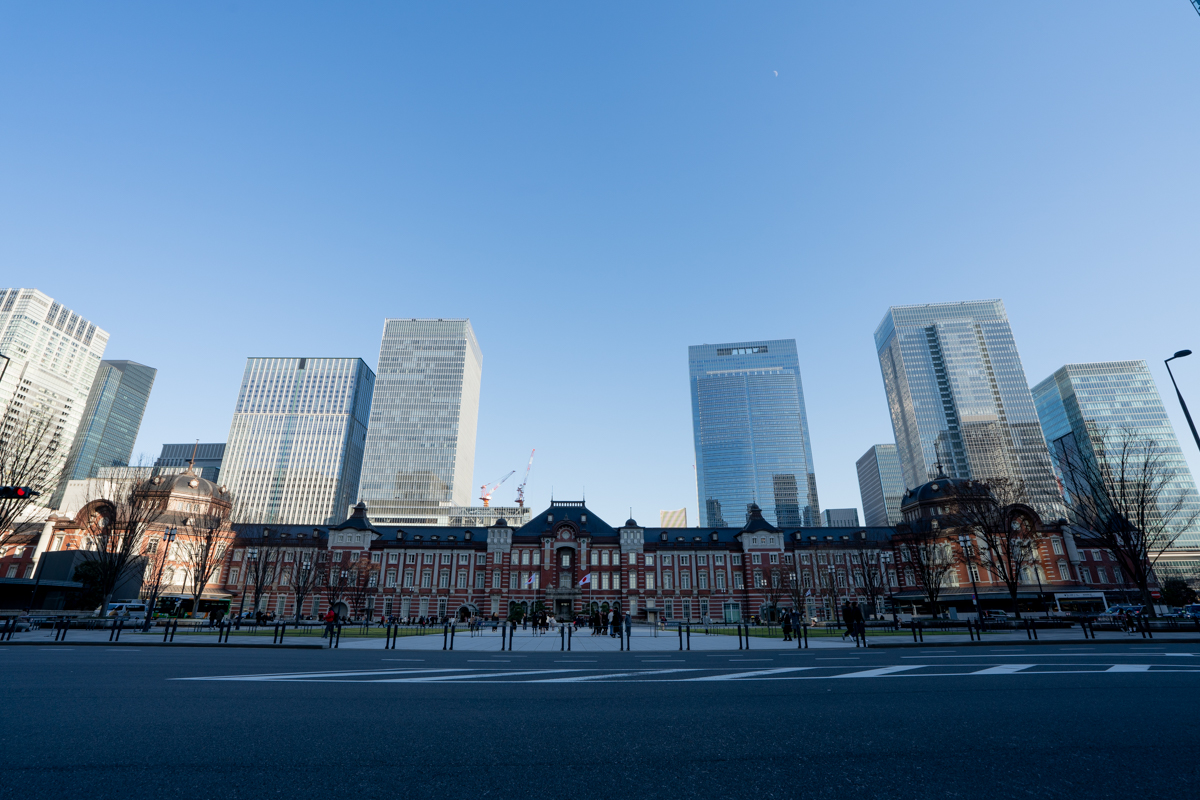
[{"x1": 99, "y1": 602, "x2": 148, "y2": 620}]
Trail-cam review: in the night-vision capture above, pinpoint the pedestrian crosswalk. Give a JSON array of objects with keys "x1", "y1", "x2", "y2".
[{"x1": 175, "y1": 661, "x2": 1200, "y2": 684}]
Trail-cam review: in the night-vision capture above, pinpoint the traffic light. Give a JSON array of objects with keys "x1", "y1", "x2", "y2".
[{"x1": 0, "y1": 487, "x2": 40, "y2": 499}]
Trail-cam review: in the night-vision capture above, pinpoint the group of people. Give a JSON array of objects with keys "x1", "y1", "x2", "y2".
[{"x1": 584, "y1": 608, "x2": 624, "y2": 637}]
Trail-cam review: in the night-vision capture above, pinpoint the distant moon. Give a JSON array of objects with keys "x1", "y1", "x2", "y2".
[{"x1": 773, "y1": 70, "x2": 778, "y2": 77}]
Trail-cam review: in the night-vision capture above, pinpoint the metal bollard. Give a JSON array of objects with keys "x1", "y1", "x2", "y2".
[
  {"x1": 678, "y1": 624, "x2": 683, "y2": 651},
  {"x1": 686, "y1": 625, "x2": 691, "y2": 651},
  {"x1": 561, "y1": 626, "x2": 565, "y2": 651},
  {"x1": 449, "y1": 623, "x2": 456, "y2": 650},
  {"x1": 568, "y1": 625, "x2": 572, "y2": 651},
  {"x1": 115, "y1": 618, "x2": 123, "y2": 642},
  {"x1": 163, "y1": 620, "x2": 170, "y2": 642},
  {"x1": 443, "y1": 622, "x2": 449, "y2": 650},
  {"x1": 109, "y1": 619, "x2": 117, "y2": 642},
  {"x1": 170, "y1": 619, "x2": 178, "y2": 642},
  {"x1": 1030, "y1": 620, "x2": 1038, "y2": 640},
  {"x1": 737, "y1": 624, "x2": 743, "y2": 650},
  {"x1": 917, "y1": 620, "x2": 924, "y2": 643},
  {"x1": 500, "y1": 623, "x2": 507, "y2": 651},
  {"x1": 335, "y1": 623, "x2": 342, "y2": 649}
]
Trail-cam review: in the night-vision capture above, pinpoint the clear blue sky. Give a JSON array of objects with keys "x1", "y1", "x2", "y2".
[{"x1": 4, "y1": 3, "x2": 1200, "y2": 527}]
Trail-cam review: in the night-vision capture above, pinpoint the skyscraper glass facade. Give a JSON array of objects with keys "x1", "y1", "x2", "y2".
[
  {"x1": 0, "y1": 288, "x2": 109, "y2": 506},
  {"x1": 51, "y1": 360, "x2": 156, "y2": 507},
  {"x1": 1032, "y1": 361, "x2": 1200, "y2": 549},
  {"x1": 856, "y1": 443, "x2": 905, "y2": 527},
  {"x1": 689, "y1": 340, "x2": 820, "y2": 528},
  {"x1": 223, "y1": 357, "x2": 374, "y2": 525},
  {"x1": 155, "y1": 442, "x2": 225, "y2": 483},
  {"x1": 359, "y1": 319, "x2": 482, "y2": 524},
  {"x1": 875, "y1": 300, "x2": 1062, "y2": 517}
]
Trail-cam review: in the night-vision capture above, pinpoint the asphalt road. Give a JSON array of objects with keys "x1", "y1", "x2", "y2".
[{"x1": 2, "y1": 642, "x2": 1197, "y2": 799}]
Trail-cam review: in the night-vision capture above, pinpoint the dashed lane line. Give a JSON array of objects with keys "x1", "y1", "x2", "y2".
[{"x1": 686, "y1": 667, "x2": 815, "y2": 681}]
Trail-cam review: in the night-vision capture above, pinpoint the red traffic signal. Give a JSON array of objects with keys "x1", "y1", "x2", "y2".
[{"x1": 0, "y1": 487, "x2": 39, "y2": 499}]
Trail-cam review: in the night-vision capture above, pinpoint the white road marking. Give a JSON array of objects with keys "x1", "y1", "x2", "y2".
[
  {"x1": 176, "y1": 668, "x2": 467, "y2": 681},
  {"x1": 530, "y1": 669, "x2": 696, "y2": 683},
  {"x1": 686, "y1": 667, "x2": 815, "y2": 681},
  {"x1": 830, "y1": 666, "x2": 923, "y2": 678},
  {"x1": 1106, "y1": 664, "x2": 1152, "y2": 672},
  {"x1": 971, "y1": 664, "x2": 1035, "y2": 675},
  {"x1": 376, "y1": 669, "x2": 579, "y2": 682}
]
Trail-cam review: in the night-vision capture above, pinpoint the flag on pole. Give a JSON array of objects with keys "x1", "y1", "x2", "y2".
[
  {"x1": 578, "y1": 573, "x2": 591, "y2": 586},
  {"x1": 805, "y1": 589, "x2": 812, "y2": 597},
  {"x1": 525, "y1": 574, "x2": 535, "y2": 586}
]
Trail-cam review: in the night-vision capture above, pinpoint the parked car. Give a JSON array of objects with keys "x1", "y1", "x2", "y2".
[
  {"x1": 1182, "y1": 604, "x2": 1200, "y2": 620},
  {"x1": 1097, "y1": 604, "x2": 1147, "y2": 624},
  {"x1": 96, "y1": 602, "x2": 148, "y2": 621}
]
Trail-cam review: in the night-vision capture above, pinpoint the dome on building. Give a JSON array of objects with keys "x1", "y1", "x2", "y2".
[
  {"x1": 493, "y1": 518, "x2": 509, "y2": 528},
  {"x1": 147, "y1": 469, "x2": 229, "y2": 501},
  {"x1": 625, "y1": 518, "x2": 638, "y2": 528}
]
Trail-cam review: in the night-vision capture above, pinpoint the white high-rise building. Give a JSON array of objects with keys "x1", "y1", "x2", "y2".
[
  {"x1": 0, "y1": 288, "x2": 108, "y2": 503},
  {"x1": 358, "y1": 319, "x2": 482, "y2": 525},
  {"x1": 222, "y1": 357, "x2": 375, "y2": 525}
]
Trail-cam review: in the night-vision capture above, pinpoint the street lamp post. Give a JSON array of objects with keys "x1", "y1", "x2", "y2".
[
  {"x1": 1165, "y1": 350, "x2": 1200, "y2": 454},
  {"x1": 958, "y1": 534, "x2": 981, "y2": 621},
  {"x1": 237, "y1": 547, "x2": 258, "y2": 623},
  {"x1": 828, "y1": 564, "x2": 839, "y2": 624},
  {"x1": 143, "y1": 527, "x2": 176, "y2": 629}
]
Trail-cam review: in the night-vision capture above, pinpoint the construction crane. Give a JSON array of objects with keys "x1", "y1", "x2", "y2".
[
  {"x1": 515, "y1": 449, "x2": 535, "y2": 508},
  {"x1": 479, "y1": 470, "x2": 515, "y2": 507}
]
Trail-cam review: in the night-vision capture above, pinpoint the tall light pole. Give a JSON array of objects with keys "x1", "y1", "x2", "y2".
[
  {"x1": 958, "y1": 534, "x2": 980, "y2": 620},
  {"x1": 1165, "y1": 350, "x2": 1200, "y2": 454},
  {"x1": 236, "y1": 546, "x2": 258, "y2": 622},
  {"x1": 143, "y1": 527, "x2": 176, "y2": 628}
]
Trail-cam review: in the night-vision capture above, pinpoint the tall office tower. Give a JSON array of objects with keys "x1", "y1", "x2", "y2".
[
  {"x1": 822, "y1": 508, "x2": 860, "y2": 528},
  {"x1": 154, "y1": 442, "x2": 225, "y2": 483},
  {"x1": 359, "y1": 319, "x2": 482, "y2": 524},
  {"x1": 875, "y1": 300, "x2": 1062, "y2": 516},
  {"x1": 689, "y1": 339, "x2": 820, "y2": 528},
  {"x1": 222, "y1": 358, "x2": 375, "y2": 525},
  {"x1": 0, "y1": 289, "x2": 109, "y2": 504},
  {"x1": 50, "y1": 360, "x2": 157, "y2": 507},
  {"x1": 856, "y1": 444, "x2": 905, "y2": 527},
  {"x1": 1032, "y1": 361, "x2": 1200, "y2": 549},
  {"x1": 660, "y1": 508, "x2": 688, "y2": 528}
]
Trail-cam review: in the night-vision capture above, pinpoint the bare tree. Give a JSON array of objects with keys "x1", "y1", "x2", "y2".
[
  {"x1": 1056, "y1": 427, "x2": 1200, "y2": 617},
  {"x1": 760, "y1": 567, "x2": 784, "y2": 622},
  {"x1": 344, "y1": 554, "x2": 377, "y2": 620},
  {"x1": 78, "y1": 476, "x2": 165, "y2": 614},
  {"x1": 896, "y1": 526, "x2": 957, "y2": 617},
  {"x1": 0, "y1": 407, "x2": 64, "y2": 548},
  {"x1": 946, "y1": 477, "x2": 1042, "y2": 619},
  {"x1": 139, "y1": 528, "x2": 176, "y2": 628},
  {"x1": 178, "y1": 509, "x2": 234, "y2": 620},
  {"x1": 849, "y1": 538, "x2": 886, "y2": 619},
  {"x1": 290, "y1": 544, "x2": 323, "y2": 622},
  {"x1": 240, "y1": 526, "x2": 285, "y2": 619},
  {"x1": 324, "y1": 554, "x2": 350, "y2": 619}
]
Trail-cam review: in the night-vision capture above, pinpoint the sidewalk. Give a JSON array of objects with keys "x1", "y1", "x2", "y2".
[{"x1": 6, "y1": 625, "x2": 1200, "y2": 650}]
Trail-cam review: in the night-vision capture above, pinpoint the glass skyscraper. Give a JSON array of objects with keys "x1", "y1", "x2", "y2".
[
  {"x1": 50, "y1": 360, "x2": 157, "y2": 507},
  {"x1": 689, "y1": 339, "x2": 820, "y2": 528},
  {"x1": 223, "y1": 357, "x2": 375, "y2": 525},
  {"x1": 875, "y1": 300, "x2": 1062, "y2": 517},
  {"x1": 0, "y1": 288, "x2": 108, "y2": 506},
  {"x1": 1032, "y1": 360, "x2": 1200, "y2": 549},
  {"x1": 856, "y1": 443, "x2": 905, "y2": 527},
  {"x1": 359, "y1": 319, "x2": 482, "y2": 524}
]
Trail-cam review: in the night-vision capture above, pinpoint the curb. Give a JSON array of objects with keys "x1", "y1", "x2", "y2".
[
  {"x1": 866, "y1": 637, "x2": 1200, "y2": 649},
  {"x1": 0, "y1": 640, "x2": 326, "y2": 650}
]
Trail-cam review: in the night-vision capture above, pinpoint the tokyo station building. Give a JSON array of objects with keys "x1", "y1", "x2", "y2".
[{"x1": 0, "y1": 471, "x2": 1143, "y2": 619}]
